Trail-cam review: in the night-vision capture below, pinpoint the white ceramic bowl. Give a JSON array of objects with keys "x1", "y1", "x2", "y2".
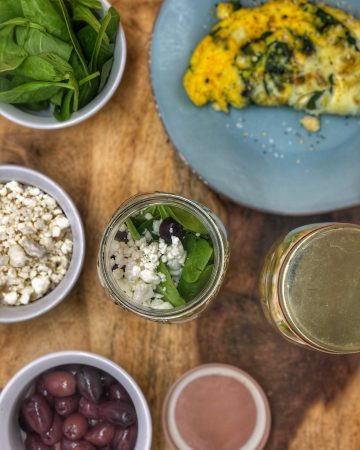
[
  {"x1": 0, "y1": 351, "x2": 152, "y2": 450},
  {"x1": 0, "y1": 165, "x2": 85, "y2": 323},
  {"x1": 0, "y1": 0, "x2": 126, "y2": 130}
]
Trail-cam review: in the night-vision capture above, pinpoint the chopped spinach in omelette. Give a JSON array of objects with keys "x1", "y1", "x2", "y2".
[{"x1": 184, "y1": 0, "x2": 360, "y2": 128}]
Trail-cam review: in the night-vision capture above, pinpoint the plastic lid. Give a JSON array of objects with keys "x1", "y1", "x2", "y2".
[{"x1": 163, "y1": 364, "x2": 271, "y2": 450}]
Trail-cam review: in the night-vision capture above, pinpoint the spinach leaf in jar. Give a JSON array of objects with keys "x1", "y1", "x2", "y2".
[
  {"x1": 157, "y1": 261, "x2": 186, "y2": 307},
  {"x1": 178, "y1": 264, "x2": 214, "y2": 300},
  {"x1": 181, "y1": 235, "x2": 213, "y2": 283}
]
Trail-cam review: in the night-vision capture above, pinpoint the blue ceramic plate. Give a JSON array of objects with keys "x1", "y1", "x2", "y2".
[{"x1": 151, "y1": 0, "x2": 360, "y2": 215}]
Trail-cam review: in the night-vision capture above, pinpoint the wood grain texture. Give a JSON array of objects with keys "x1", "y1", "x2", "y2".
[{"x1": 0, "y1": 1, "x2": 359, "y2": 449}]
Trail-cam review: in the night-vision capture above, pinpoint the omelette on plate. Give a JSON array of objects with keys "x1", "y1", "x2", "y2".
[{"x1": 184, "y1": 0, "x2": 360, "y2": 131}]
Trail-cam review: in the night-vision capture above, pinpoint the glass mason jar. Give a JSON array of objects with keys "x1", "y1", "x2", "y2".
[
  {"x1": 98, "y1": 193, "x2": 230, "y2": 323},
  {"x1": 259, "y1": 223, "x2": 360, "y2": 354}
]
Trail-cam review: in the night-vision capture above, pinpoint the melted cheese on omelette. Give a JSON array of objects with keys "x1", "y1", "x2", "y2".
[{"x1": 184, "y1": 0, "x2": 360, "y2": 124}]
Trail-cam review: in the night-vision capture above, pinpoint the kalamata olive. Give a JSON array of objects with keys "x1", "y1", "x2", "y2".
[
  {"x1": 55, "y1": 394, "x2": 80, "y2": 416},
  {"x1": 21, "y1": 393, "x2": 53, "y2": 434},
  {"x1": 114, "y1": 230, "x2": 128, "y2": 243},
  {"x1": 76, "y1": 366, "x2": 103, "y2": 403},
  {"x1": 25, "y1": 434, "x2": 51, "y2": 450},
  {"x1": 159, "y1": 217, "x2": 184, "y2": 244},
  {"x1": 63, "y1": 413, "x2": 88, "y2": 441},
  {"x1": 78, "y1": 397, "x2": 99, "y2": 419},
  {"x1": 43, "y1": 371, "x2": 76, "y2": 397},
  {"x1": 109, "y1": 384, "x2": 131, "y2": 403},
  {"x1": 36, "y1": 377, "x2": 54, "y2": 406},
  {"x1": 99, "y1": 370, "x2": 116, "y2": 389},
  {"x1": 112, "y1": 425, "x2": 138, "y2": 450},
  {"x1": 98, "y1": 401, "x2": 136, "y2": 427},
  {"x1": 61, "y1": 365, "x2": 82, "y2": 376},
  {"x1": 84, "y1": 422, "x2": 115, "y2": 446},
  {"x1": 41, "y1": 413, "x2": 63, "y2": 445},
  {"x1": 19, "y1": 410, "x2": 33, "y2": 433},
  {"x1": 61, "y1": 438, "x2": 96, "y2": 450}
]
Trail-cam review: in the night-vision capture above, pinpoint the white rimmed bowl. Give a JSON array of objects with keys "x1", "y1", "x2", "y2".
[
  {"x1": 0, "y1": 165, "x2": 85, "y2": 323},
  {"x1": 0, "y1": 0, "x2": 126, "y2": 130},
  {"x1": 0, "y1": 351, "x2": 152, "y2": 450}
]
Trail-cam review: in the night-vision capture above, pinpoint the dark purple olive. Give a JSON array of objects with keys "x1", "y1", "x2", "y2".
[
  {"x1": 43, "y1": 371, "x2": 76, "y2": 397},
  {"x1": 61, "y1": 365, "x2": 82, "y2": 376},
  {"x1": 114, "y1": 230, "x2": 128, "y2": 243},
  {"x1": 36, "y1": 377, "x2": 54, "y2": 406},
  {"x1": 159, "y1": 217, "x2": 184, "y2": 244},
  {"x1": 19, "y1": 410, "x2": 33, "y2": 433},
  {"x1": 98, "y1": 401, "x2": 136, "y2": 428},
  {"x1": 76, "y1": 366, "x2": 103, "y2": 404},
  {"x1": 109, "y1": 384, "x2": 131, "y2": 403},
  {"x1": 63, "y1": 413, "x2": 88, "y2": 441},
  {"x1": 25, "y1": 434, "x2": 51, "y2": 450},
  {"x1": 40, "y1": 413, "x2": 63, "y2": 445},
  {"x1": 112, "y1": 425, "x2": 138, "y2": 450},
  {"x1": 61, "y1": 438, "x2": 96, "y2": 450},
  {"x1": 21, "y1": 393, "x2": 53, "y2": 434},
  {"x1": 55, "y1": 395, "x2": 80, "y2": 416},
  {"x1": 78, "y1": 397, "x2": 99, "y2": 419},
  {"x1": 99, "y1": 371, "x2": 116, "y2": 389},
  {"x1": 84, "y1": 422, "x2": 115, "y2": 446}
]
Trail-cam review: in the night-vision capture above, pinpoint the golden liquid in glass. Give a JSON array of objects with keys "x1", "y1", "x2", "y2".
[{"x1": 280, "y1": 225, "x2": 360, "y2": 352}]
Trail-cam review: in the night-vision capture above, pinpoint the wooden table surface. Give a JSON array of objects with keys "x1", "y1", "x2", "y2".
[{"x1": 1, "y1": 1, "x2": 360, "y2": 449}]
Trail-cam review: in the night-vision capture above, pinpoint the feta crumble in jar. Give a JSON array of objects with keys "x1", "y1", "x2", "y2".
[
  {"x1": 98, "y1": 193, "x2": 229, "y2": 323},
  {"x1": 259, "y1": 223, "x2": 360, "y2": 354}
]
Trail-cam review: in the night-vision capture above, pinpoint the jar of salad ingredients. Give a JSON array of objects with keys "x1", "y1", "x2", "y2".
[
  {"x1": 98, "y1": 193, "x2": 229, "y2": 323},
  {"x1": 259, "y1": 223, "x2": 360, "y2": 354}
]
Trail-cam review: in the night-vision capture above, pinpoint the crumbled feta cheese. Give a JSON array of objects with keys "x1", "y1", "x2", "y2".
[
  {"x1": 0, "y1": 181, "x2": 73, "y2": 306},
  {"x1": 110, "y1": 219, "x2": 187, "y2": 310},
  {"x1": 8, "y1": 244, "x2": 27, "y2": 268},
  {"x1": 31, "y1": 276, "x2": 50, "y2": 296}
]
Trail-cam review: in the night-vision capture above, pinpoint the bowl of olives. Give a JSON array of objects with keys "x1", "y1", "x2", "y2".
[{"x1": 0, "y1": 351, "x2": 152, "y2": 450}]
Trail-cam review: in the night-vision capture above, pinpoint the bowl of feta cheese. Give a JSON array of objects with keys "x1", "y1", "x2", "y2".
[
  {"x1": 98, "y1": 193, "x2": 230, "y2": 323},
  {"x1": 0, "y1": 165, "x2": 85, "y2": 323}
]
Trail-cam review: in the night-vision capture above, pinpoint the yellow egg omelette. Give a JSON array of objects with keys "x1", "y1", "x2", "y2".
[{"x1": 184, "y1": 0, "x2": 360, "y2": 127}]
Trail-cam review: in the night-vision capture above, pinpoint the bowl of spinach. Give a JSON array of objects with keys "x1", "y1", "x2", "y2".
[{"x1": 0, "y1": 0, "x2": 126, "y2": 129}]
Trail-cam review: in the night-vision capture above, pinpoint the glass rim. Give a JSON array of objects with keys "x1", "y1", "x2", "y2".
[
  {"x1": 278, "y1": 222, "x2": 360, "y2": 353},
  {"x1": 98, "y1": 192, "x2": 229, "y2": 321}
]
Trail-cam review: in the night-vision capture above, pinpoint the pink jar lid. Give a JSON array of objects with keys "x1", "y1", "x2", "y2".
[{"x1": 163, "y1": 364, "x2": 271, "y2": 450}]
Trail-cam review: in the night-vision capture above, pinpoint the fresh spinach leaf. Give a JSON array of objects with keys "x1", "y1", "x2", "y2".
[
  {"x1": 166, "y1": 206, "x2": 208, "y2": 235},
  {"x1": 125, "y1": 217, "x2": 141, "y2": 241},
  {"x1": 79, "y1": 71, "x2": 100, "y2": 86},
  {"x1": 50, "y1": 89, "x2": 64, "y2": 106},
  {"x1": 21, "y1": 100, "x2": 49, "y2": 111},
  {"x1": 20, "y1": 0, "x2": 69, "y2": 40},
  {"x1": 157, "y1": 261, "x2": 186, "y2": 307},
  {"x1": 77, "y1": 25, "x2": 113, "y2": 66},
  {"x1": 99, "y1": 56, "x2": 113, "y2": 92},
  {"x1": 0, "y1": 81, "x2": 71, "y2": 103},
  {"x1": 70, "y1": 0, "x2": 102, "y2": 10},
  {"x1": 0, "y1": 27, "x2": 28, "y2": 73},
  {"x1": 14, "y1": 53, "x2": 73, "y2": 82},
  {"x1": 15, "y1": 27, "x2": 72, "y2": 61},
  {"x1": 54, "y1": 88, "x2": 73, "y2": 121},
  {"x1": 0, "y1": 1, "x2": 23, "y2": 23},
  {"x1": 178, "y1": 264, "x2": 213, "y2": 300},
  {"x1": 90, "y1": 9, "x2": 112, "y2": 71},
  {"x1": 72, "y1": 4, "x2": 109, "y2": 44},
  {"x1": 158, "y1": 205, "x2": 170, "y2": 220},
  {"x1": 181, "y1": 236, "x2": 213, "y2": 283},
  {"x1": 103, "y1": 7, "x2": 120, "y2": 43},
  {"x1": 57, "y1": 0, "x2": 88, "y2": 76}
]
